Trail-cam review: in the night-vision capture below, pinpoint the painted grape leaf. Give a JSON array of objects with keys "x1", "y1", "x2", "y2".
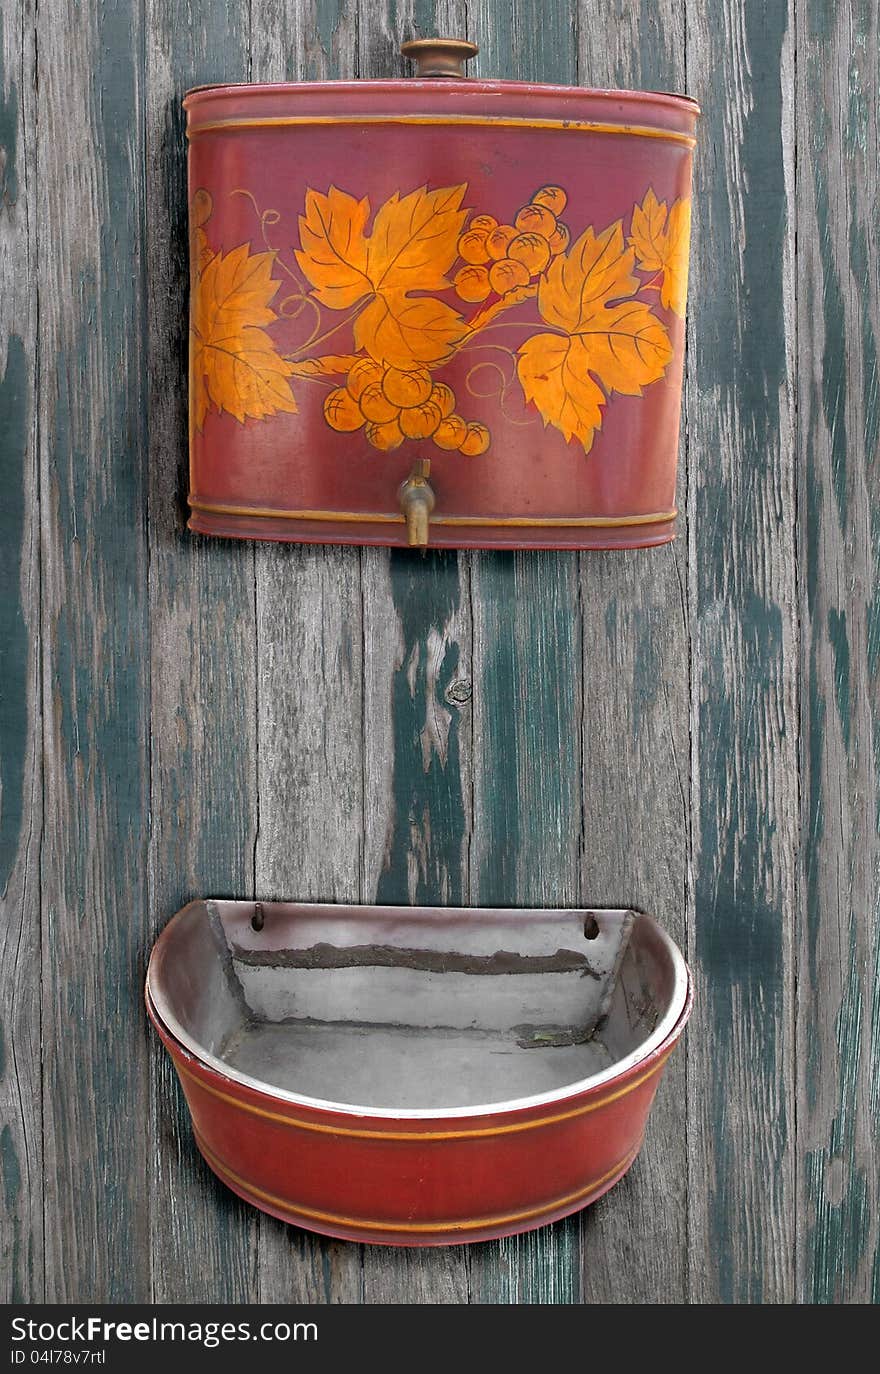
[
  {"x1": 191, "y1": 243, "x2": 297, "y2": 428},
  {"x1": 295, "y1": 182, "x2": 467, "y2": 368},
  {"x1": 628, "y1": 188, "x2": 691, "y2": 316},
  {"x1": 517, "y1": 221, "x2": 672, "y2": 453},
  {"x1": 366, "y1": 184, "x2": 467, "y2": 294},
  {"x1": 295, "y1": 188, "x2": 372, "y2": 310},
  {"x1": 538, "y1": 220, "x2": 640, "y2": 333},
  {"x1": 354, "y1": 290, "x2": 465, "y2": 370},
  {"x1": 517, "y1": 335, "x2": 605, "y2": 448}
]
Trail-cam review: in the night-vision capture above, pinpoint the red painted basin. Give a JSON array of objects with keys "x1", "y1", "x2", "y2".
[
  {"x1": 185, "y1": 76, "x2": 699, "y2": 549},
  {"x1": 146, "y1": 901, "x2": 692, "y2": 1245}
]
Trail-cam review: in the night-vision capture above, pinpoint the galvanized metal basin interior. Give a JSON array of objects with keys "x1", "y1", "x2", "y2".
[{"x1": 147, "y1": 902, "x2": 687, "y2": 1114}]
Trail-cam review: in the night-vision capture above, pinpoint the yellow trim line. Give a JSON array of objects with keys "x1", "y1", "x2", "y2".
[
  {"x1": 177, "y1": 1050, "x2": 670, "y2": 1140},
  {"x1": 187, "y1": 113, "x2": 696, "y2": 148},
  {"x1": 188, "y1": 498, "x2": 677, "y2": 530},
  {"x1": 192, "y1": 1128, "x2": 641, "y2": 1234}
]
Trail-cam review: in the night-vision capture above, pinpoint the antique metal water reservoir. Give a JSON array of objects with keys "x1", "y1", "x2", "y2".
[{"x1": 186, "y1": 38, "x2": 698, "y2": 548}]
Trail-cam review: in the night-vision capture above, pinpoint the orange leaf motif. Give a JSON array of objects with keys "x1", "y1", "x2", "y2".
[
  {"x1": 517, "y1": 335, "x2": 605, "y2": 448},
  {"x1": 191, "y1": 243, "x2": 297, "y2": 428},
  {"x1": 296, "y1": 183, "x2": 468, "y2": 368},
  {"x1": 295, "y1": 188, "x2": 372, "y2": 310},
  {"x1": 354, "y1": 291, "x2": 465, "y2": 370},
  {"x1": 518, "y1": 221, "x2": 672, "y2": 452},
  {"x1": 366, "y1": 184, "x2": 467, "y2": 294},
  {"x1": 628, "y1": 189, "x2": 691, "y2": 316}
]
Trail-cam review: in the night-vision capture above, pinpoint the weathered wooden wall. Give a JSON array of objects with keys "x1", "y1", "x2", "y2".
[{"x1": 1, "y1": 0, "x2": 877, "y2": 1304}]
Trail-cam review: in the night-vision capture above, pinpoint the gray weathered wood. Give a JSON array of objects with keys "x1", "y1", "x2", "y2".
[
  {"x1": 685, "y1": 0, "x2": 799, "y2": 1303},
  {"x1": 355, "y1": 0, "x2": 473, "y2": 1305},
  {"x1": 145, "y1": 0, "x2": 262, "y2": 1302},
  {"x1": 466, "y1": 0, "x2": 585, "y2": 1306},
  {"x1": 247, "y1": 0, "x2": 367, "y2": 1305},
  {"x1": 0, "y1": 0, "x2": 42, "y2": 1304},
  {"x1": 795, "y1": 0, "x2": 880, "y2": 1305},
  {"x1": 2, "y1": 0, "x2": 878, "y2": 1306},
  {"x1": 360, "y1": 548, "x2": 473, "y2": 1303},
  {"x1": 37, "y1": 0, "x2": 152, "y2": 1301},
  {"x1": 574, "y1": 0, "x2": 690, "y2": 1306}
]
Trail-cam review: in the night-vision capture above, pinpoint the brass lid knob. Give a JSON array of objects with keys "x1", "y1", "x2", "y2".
[{"x1": 400, "y1": 37, "x2": 478, "y2": 79}]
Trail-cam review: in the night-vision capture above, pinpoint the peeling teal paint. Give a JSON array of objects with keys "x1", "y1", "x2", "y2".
[
  {"x1": 848, "y1": 216, "x2": 879, "y2": 484},
  {"x1": 376, "y1": 552, "x2": 466, "y2": 907},
  {"x1": 0, "y1": 338, "x2": 29, "y2": 894},
  {"x1": 827, "y1": 609, "x2": 852, "y2": 750},
  {"x1": 467, "y1": 0, "x2": 582, "y2": 1306},
  {"x1": 806, "y1": 0, "x2": 834, "y2": 39},
  {"x1": 814, "y1": 167, "x2": 850, "y2": 531},
  {"x1": 314, "y1": 2, "x2": 340, "y2": 66},
  {"x1": 39, "y1": 0, "x2": 151, "y2": 1302},
  {"x1": 846, "y1": 60, "x2": 868, "y2": 154},
  {"x1": 805, "y1": 662, "x2": 826, "y2": 1002},
  {"x1": 0, "y1": 1123, "x2": 23, "y2": 1300},
  {"x1": 693, "y1": 0, "x2": 791, "y2": 1304},
  {"x1": 636, "y1": 0, "x2": 676, "y2": 88},
  {"x1": 632, "y1": 610, "x2": 661, "y2": 742},
  {"x1": 1, "y1": 1123, "x2": 21, "y2": 1210},
  {"x1": 0, "y1": 14, "x2": 19, "y2": 206},
  {"x1": 806, "y1": 940, "x2": 871, "y2": 1302}
]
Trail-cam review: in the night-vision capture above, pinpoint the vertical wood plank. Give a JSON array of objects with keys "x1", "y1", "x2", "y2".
[
  {"x1": 248, "y1": 0, "x2": 367, "y2": 1304},
  {"x1": 573, "y1": 0, "x2": 690, "y2": 1307},
  {"x1": 360, "y1": 550, "x2": 473, "y2": 1302},
  {"x1": 0, "y1": 0, "x2": 42, "y2": 1303},
  {"x1": 14, "y1": 0, "x2": 877, "y2": 1307},
  {"x1": 356, "y1": 0, "x2": 472, "y2": 1306},
  {"x1": 465, "y1": 0, "x2": 584, "y2": 1307},
  {"x1": 685, "y1": 0, "x2": 798, "y2": 1303},
  {"x1": 145, "y1": 0, "x2": 261, "y2": 1302},
  {"x1": 795, "y1": 0, "x2": 880, "y2": 1303},
  {"x1": 37, "y1": 0, "x2": 151, "y2": 1300}
]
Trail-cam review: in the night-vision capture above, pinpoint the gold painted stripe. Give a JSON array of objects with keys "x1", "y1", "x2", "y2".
[
  {"x1": 176, "y1": 1051, "x2": 670, "y2": 1141},
  {"x1": 187, "y1": 113, "x2": 697, "y2": 148},
  {"x1": 192, "y1": 1128, "x2": 640, "y2": 1235},
  {"x1": 188, "y1": 497, "x2": 677, "y2": 530}
]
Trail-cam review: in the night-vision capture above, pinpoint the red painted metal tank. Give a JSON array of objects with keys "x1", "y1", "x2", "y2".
[
  {"x1": 146, "y1": 901, "x2": 692, "y2": 1245},
  {"x1": 185, "y1": 39, "x2": 699, "y2": 549}
]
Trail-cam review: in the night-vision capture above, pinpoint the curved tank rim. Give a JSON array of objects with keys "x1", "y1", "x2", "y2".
[{"x1": 183, "y1": 77, "x2": 700, "y2": 118}]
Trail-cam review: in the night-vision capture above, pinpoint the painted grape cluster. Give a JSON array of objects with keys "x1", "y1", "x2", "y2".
[
  {"x1": 453, "y1": 186, "x2": 570, "y2": 303},
  {"x1": 323, "y1": 359, "x2": 490, "y2": 455}
]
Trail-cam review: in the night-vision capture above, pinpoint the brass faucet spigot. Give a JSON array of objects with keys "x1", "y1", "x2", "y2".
[{"x1": 398, "y1": 460, "x2": 436, "y2": 549}]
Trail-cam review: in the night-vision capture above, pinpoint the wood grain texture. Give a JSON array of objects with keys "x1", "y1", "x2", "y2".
[
  {"x1": 2, "y1": 0, "x2": 878, "y2": 1306},
  {"x1": 575, "y1": 0, "x2": 690, "y2": 1306},
  {"x1": 36, "y1": 0, "x2": 152, "y2": 1301},
  {"x1": 685, "y1": 0, "x2": 799, "y2": 1304},
  {"x1": 145, "y1": 0, "x2": 261, "y2": 1303},
  {"x1": 466, "y1": 0, "x2": 584, "y2": 1306},
  {"x1": 0, "y1": 0, "x2": 42, "y2": 1304},
  {"x1": 247, "y1": 0, "x2": 367, "y2": 1305},
  {"x1": 360, "y1": 548, "x2": 472, "y2": 1303},
  {"x1": 795, "y1": 0, "x2": 880, "y2": 1304},
  {"x1": 355, "y1": 0, "x2": 472, "y2": 1305}
]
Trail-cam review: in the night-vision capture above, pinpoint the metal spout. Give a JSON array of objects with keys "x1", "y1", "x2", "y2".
[{"x1": 399, "y1": 460, "x2": 436, "y2": 549}]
